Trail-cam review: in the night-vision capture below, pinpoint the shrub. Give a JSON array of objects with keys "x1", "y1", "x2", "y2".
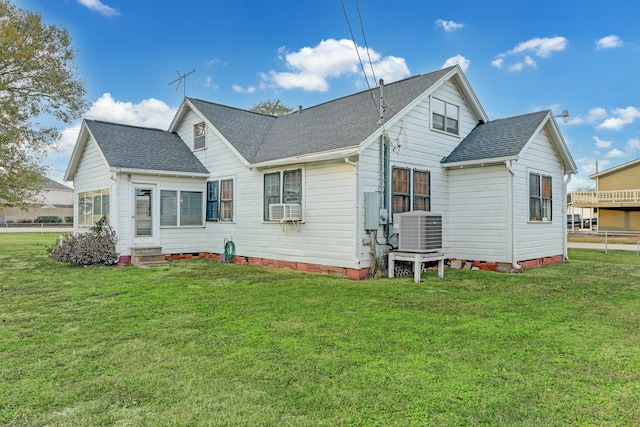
[
  {"x1": 64, "y1": 216, "x2": 74, "y2": 224},
  {"x1": 35, "y1": 216, "x2": 62, "y2": 223},
  {"x1": 18, "y1": 219, "x2": 33, "y2": 223},
  {"x1": 50, "y1": 218, "x2": 118, "y2": 266}
]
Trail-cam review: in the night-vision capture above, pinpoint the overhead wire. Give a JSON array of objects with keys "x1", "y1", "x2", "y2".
[{"x1": 339, "y1": 0, "x2": 380, "y2": 120}]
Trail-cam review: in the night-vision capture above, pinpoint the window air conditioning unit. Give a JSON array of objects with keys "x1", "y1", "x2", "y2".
[
  {"x1": 269, "y1": 203, "x2": 302, "y2": 221},
  {"x1": 395, "y1": 211, "x2": 443, "y2": 253}
]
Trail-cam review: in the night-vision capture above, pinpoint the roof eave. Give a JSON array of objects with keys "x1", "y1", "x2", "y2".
[
  {"x1": 442, "y1": 155, "x2": 520, "y2": 169},
  {"x1": 250, "y1": 146, "x2": 360, "y2": 169},
  {"x1": 111, "y1": 167, "x2": 209, "y2": 179}
]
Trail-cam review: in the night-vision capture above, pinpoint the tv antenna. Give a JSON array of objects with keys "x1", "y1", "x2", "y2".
[{"x1": 168, "y1": 69, "x2": 195, "y2": 97}]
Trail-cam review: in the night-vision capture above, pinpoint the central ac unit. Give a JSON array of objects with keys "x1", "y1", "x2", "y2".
[
  {"x1": 395, "y1": 211, "x2": 443, "y2": 252},
  {"x1": 269, "y1": 203, "x2": 302, "y2": 221}
]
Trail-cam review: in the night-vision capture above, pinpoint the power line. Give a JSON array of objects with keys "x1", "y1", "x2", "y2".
[
  {"x1": 339, "y1": 0, "x2": 379, "y2": 118},
  {"x1": 355, "y1": 0, "x2": 378, "y2": 87}
]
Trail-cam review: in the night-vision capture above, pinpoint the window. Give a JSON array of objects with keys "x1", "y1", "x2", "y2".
[
  {"x1": 78, "y1": 189, "x2": 110, "y2": 226},
  {"x1": 392, "y1": 167, "x2": 431, "y2": 214},
  {"x1": 263, "y1": 169, "x2": 302, "y2": 220},
  {"x1": 160, "y1": 190, "x2": 177, "y2": 226},
  {"x1": 206, "y1": 179, "x2": 234, "y2": 221},
  {"x1": 194, "y1": 122, "x2": 206, "y2": 150},
  {"x1": 159, "y1": 189, "x2": 203, "y2": 227},
  {"x1": 431, "y1": 97, "x2": 459, "y2": 135},
  {"x1": 529, "y1": 172, "x2": 552, "y2": 222}
]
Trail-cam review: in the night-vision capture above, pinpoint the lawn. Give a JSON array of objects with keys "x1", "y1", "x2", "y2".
[{"x1": 1, "y1": 233, "x2": 639, "y2": 426}]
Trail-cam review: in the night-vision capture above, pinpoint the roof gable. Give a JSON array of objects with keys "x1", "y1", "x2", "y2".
[
  {"x1": 442, "y1": 110, "x2": 577, "y2": 174},
  {"x1": 589, "y1": 157, "x2": 640, "y2": 179},
  {"x1": 65, "y1": 120, "x2": 209, "y2": 180}
]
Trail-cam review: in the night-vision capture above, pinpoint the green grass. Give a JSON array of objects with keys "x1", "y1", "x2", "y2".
[{"x1": 1, "y1": 233, "x2": 639, "y2": 426}]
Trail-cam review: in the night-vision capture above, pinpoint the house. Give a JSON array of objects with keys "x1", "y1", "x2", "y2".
[
  {"x1": 0, "y1": 177, "x2": 74, "y2": 223},
  {"x1": 569, "y1": 158, "x2": 640, "y2": 232},
  {"x1": 64, "y1": 65, "x2": 577, "y2": 277}
]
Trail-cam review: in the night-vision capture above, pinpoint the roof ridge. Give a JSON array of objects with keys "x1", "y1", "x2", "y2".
[
  {"x1": 488, "y1": 109, "x2": 550, "y2": 124},
  {"x1": 85, "y1": 119, "x2": 168, "y2": 133},
  {"x1": 187, "y1": 97, "x2": 277, "y2": 118}
]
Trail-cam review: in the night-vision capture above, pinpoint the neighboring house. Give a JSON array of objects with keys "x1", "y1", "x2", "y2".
[
  {"x1": 569, "y1": 158, "x2": 640, "y2": 232},
  {"x1": 64, "y1": 65, "x2": 577, "y2": 277},
  {"x1": 0, "y1": 177, "x2": 74, "y2": 223}
]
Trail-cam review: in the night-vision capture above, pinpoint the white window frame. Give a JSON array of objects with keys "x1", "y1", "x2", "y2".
[
  {"x1": 431, "y1": 96, "x2": 460, "y2": 136},
  {"x1": 263, "y1": 168, "x2": 304, "y2": 221},
  {"x1": 529, "y1": 171, "x2": 553, "y2": 222},
  {"x1": 193, "y1": 122, "x2": 206, "y2": 150},
  {"x1": 159, "y1": 189, "x2": 204, "y2": 227},
  {"x1": 77, "y1": 189, "x2": 110, "y2": 227}
]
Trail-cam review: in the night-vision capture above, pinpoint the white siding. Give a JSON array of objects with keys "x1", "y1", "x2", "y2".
[
  {"x1": 357, "y1": 79, "x2": 482, "y2": 266},
  {"x1": 72, "y1": 137, "x2": 113, "y2": 233},
  {"x1": 514, "y1": 126, "x2": 566, "y2": 261},
  {"x1": 175, "y1": 109, "x2": 360, "y2": 269},
  {"x1": 447, "y1": 166, "x2": 510, "y2": 262}
]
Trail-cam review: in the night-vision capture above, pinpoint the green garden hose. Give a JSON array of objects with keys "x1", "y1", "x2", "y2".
[{"x1": 224, "y1": 239, "x2": 235, "y2": 262}]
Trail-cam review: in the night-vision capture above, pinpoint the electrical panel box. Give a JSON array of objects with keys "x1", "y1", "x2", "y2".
[{"x1": 364, "y1": 192, "x2": 380, "y2": 230}]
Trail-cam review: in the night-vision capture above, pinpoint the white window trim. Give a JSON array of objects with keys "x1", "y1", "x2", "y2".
[
  {"x1": 391, "y1": 166, "x2": 431, "y2": 216},
  {"x1": 193, "y1": 122, "x2": 206, "y2": 151},
  {"x1": 159, "y1": 188, "x2": 205, "y2": 228},
  {"x1": 430, "y1": 96, "x2": 460, "y2": 136},
  {"x1": 528, "y1": 170, "x2": 553, "y2": 223},
  {"x1": 262, "y1": 166, "x2": 305, "y2": 223},
  {"x1": 77, "y1": 188, "x2": 111, "y2": 228}
]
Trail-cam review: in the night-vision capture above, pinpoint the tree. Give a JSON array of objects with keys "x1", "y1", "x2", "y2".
[
  {"x1": 249, "y1": 99, "x2": 293, "y2": 116},
  {"x1": 0, "y1": 0, "x2": 88, "y2": 208}
]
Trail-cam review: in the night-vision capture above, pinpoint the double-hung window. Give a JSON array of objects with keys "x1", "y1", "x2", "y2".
[
  {"x1": 392, "y1": 167, "x2": 431, "y2": 214},
  {"x1": 263, "y1": 169, "x2": 302, "y2": 220},
  {"x1": 193, "y1": 122, "x2": 206, "y2": 150},
  {"x1": 431, "y1": 97, "x2": 459, "y2": 135},
  {"x1": 206, "y1": 179, "x2": 234, "y2": 221},
  {"x1": 160, "y1": 190, "x2": 204, "y2": 226},
  {"x1": 529, "y1": 172, "x2": 552, "y2": 222}
]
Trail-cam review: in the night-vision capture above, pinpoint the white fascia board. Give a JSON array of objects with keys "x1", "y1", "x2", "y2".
[
  {"x1": 250, "y1": 146, "x2": 359, "y2": 169},
  {"x1": 441, "y1": 155, "x2": 519, "y2": 169},
  {"x1": 112, "y1": 167, "x2": 210, "y2": 179}
]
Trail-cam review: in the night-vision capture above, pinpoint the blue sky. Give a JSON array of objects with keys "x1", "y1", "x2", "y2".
[{"x1": 16, "y1": 0, "x2": 640, "y2": 191}]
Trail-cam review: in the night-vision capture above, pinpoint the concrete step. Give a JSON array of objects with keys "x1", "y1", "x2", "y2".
[{"x1": 131, "y1": 246, "x2": 167, "y2": 267}]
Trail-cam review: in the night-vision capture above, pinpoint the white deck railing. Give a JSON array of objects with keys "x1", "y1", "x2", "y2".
[{"x1": 569, "y1": 189, "x2": 640, "y2": 204}]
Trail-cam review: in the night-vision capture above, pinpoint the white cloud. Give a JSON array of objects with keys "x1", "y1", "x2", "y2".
[
  {"x1": 627, "y1": 138, "x2": 640, "y2": 151},
  {"x1": 509, "y1": 37, "x2": 568, "y2": 57},
  {"x1": 435, "y1": 19, "x2": 464, "y2": 32},
  {"x1": 593, "y1": 136, "x2": 612, "y2": 149},
  {"x1": 596, "y1": 35, "x2": 623, "y2": 49},
  {"x1": 606, "y1": 148, "x2": 626, "y2": 158},
  {"x1": 77, "y1": 0, "x2": 119, "y2": 16},
  {"x1": 261, "y1": 38, "x2": 410, "y2": 92},
  {"x1": 492, "y1": 36, "x2": 567, "y2": 71},
  {"x1": 85, "y1": 93, "x2": 176, "y2": 129},
  {"x1": 597, "y1": 106, "x2": 640, "y2": 130},
  {"x1": 442, "y1": 55, "x2": 470, "y2": 72},
  {"x1": 232, "y1": 84, "x2": 256, "y2": 94},
  {"x1": 204, "y1": 76, "x2": 219, "y2": 90},
  {"x1": 567, "y1": 107, "x2": 608, "y2": 125},
  {"x1": 508, "y1": 55, "x2": 536, "y2": 72}
]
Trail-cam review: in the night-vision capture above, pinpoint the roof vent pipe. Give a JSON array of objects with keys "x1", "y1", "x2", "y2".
[
  {"x1": 378, "y1": 79, "x2": 384, "y2": 123},
  {"x1": 298, "y1": 105, "x2": 302, "y2": 115}
]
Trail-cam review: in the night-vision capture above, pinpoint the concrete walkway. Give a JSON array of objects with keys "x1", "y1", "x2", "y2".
[{"x1": 568, "y1": 242, "x2": 640, "y2": 252}]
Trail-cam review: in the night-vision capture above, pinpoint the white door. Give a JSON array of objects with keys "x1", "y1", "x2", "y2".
[{"x1": 133, "y1": 185, "x2": 157, "y2": 246}]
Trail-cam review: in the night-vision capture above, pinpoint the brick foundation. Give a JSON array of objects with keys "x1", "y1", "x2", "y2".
[
  {"x1": 450, "y1": 254, "x2": 564, "y2": 272},
  {"x1": 116, "y1": 251, "x2": 371, "y2": 280}
]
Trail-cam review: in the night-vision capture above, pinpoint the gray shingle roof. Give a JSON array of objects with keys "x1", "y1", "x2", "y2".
[
  {"x1": 443, "y1": 110, "x2": 550, "y2": 164},
  {"x1": 188, "y1": 67, "x2": 453, "y2": 164},
  {"x1": 186, "y1": 98, "x2": 276, "y2": 163},
  {"x1": 85, "y1": 120, "x2": 209, "y2": 174}
]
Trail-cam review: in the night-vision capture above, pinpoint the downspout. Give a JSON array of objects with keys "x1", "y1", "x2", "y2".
[
  {"x1": 345, "y1": 157, "x2": 361, "y2": 267},
  {"x1": 506, "y1": 160, "x2": 521, "y2": 271},
  {"x1": 563, "y1": 173, "x2": 572, "y2": 261}
]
